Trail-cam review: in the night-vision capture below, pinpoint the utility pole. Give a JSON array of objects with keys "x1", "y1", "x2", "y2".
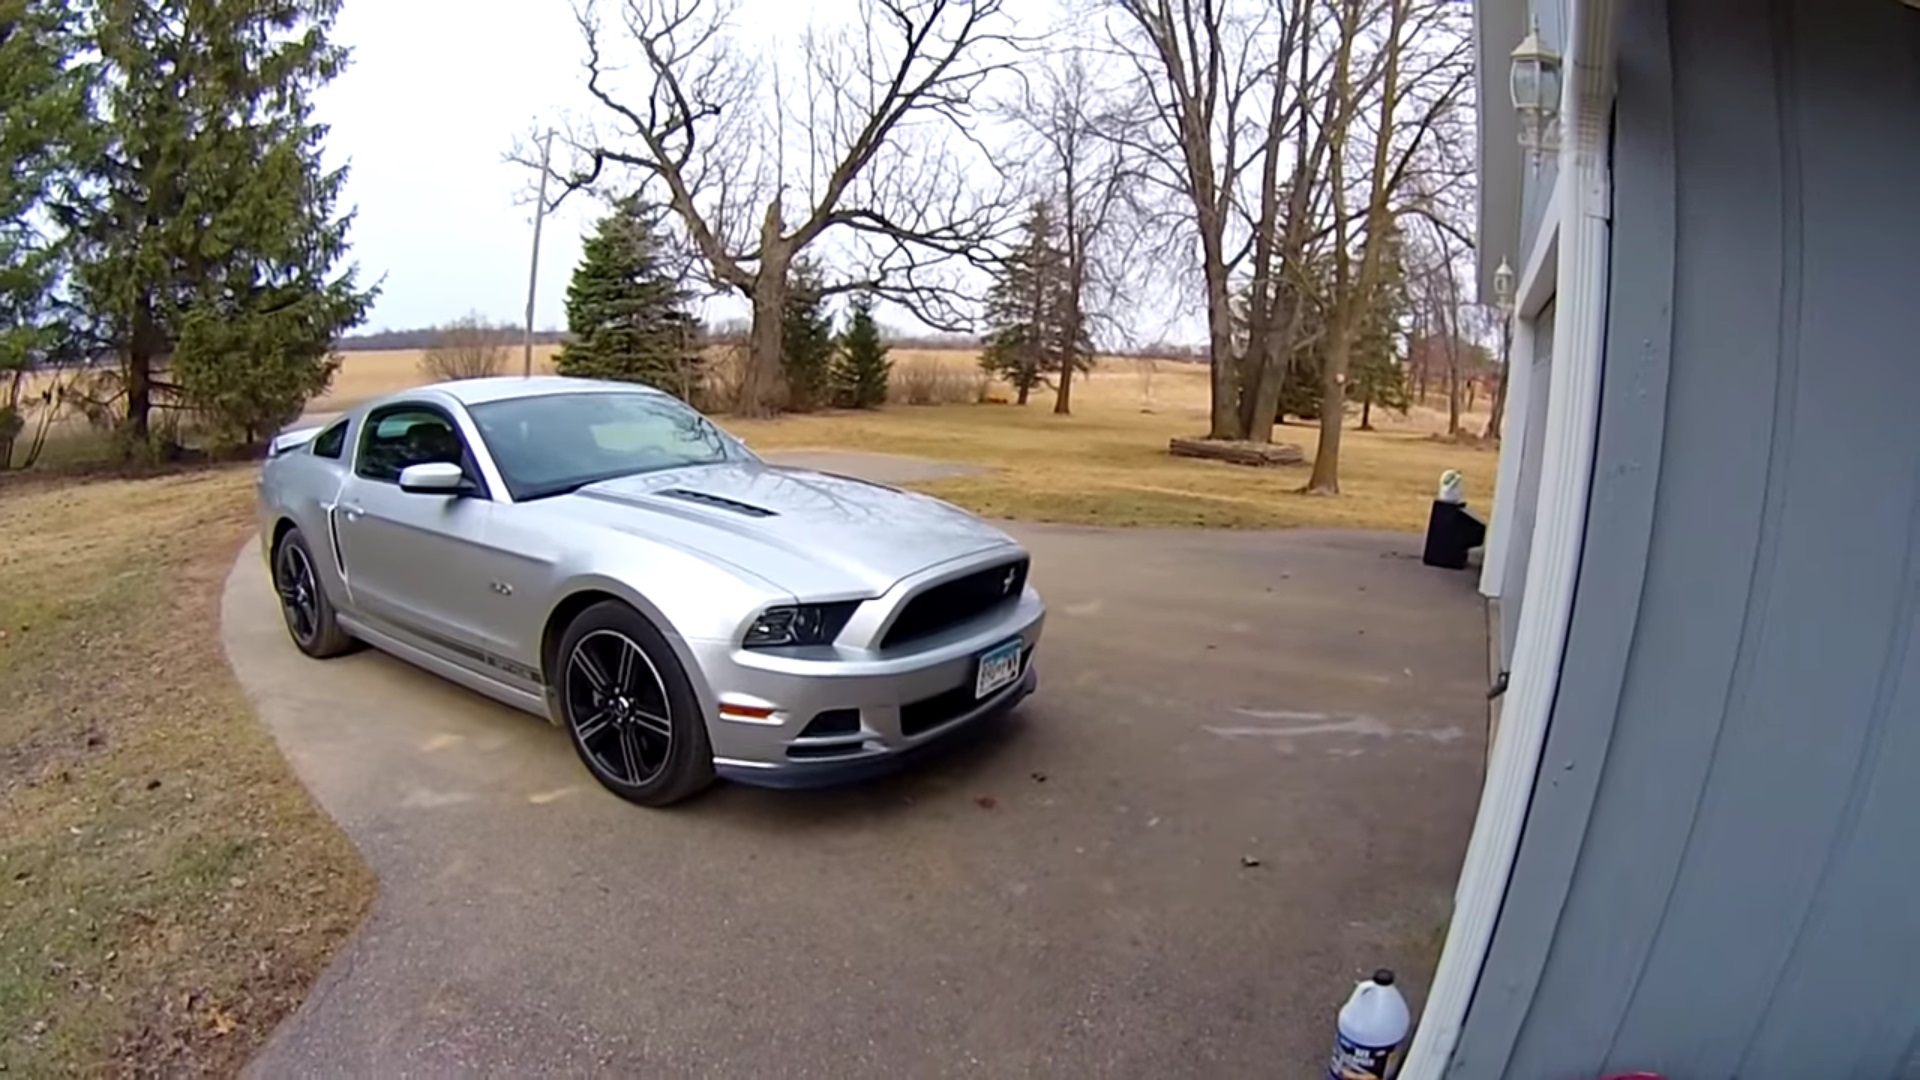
[{"x1": 523, "y1": 129, "x2": 555, "y2": 378}]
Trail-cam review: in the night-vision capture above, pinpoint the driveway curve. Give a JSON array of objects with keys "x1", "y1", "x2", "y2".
[{"x1": 224, "y1": 478, "x2": 1486, "y2": 1076}]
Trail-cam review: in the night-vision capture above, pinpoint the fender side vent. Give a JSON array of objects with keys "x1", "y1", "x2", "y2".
[{"x1": 653, "y1": 489, "x2": 777, "y2": 518}]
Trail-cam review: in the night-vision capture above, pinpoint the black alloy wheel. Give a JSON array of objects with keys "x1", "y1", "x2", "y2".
[
  {"x1": 565, "y1": 629, "x2": 676, "y2": 787},
  {"x1": 555, "y1": 601, "x2": 714, "y2": 806},
  {"x1": 273, "y1": 528, "x2": 354, "y2": 658}
]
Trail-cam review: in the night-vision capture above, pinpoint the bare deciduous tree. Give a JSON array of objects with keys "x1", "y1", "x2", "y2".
[
  {"x1": 1107, "y1": 0, "x2": 1274, "y2": 438},
  {"x1": 1000, "y1": 48, "x2": 1142, "y2": 416},
  {"x1": 1304, "y1": 0, "x2": 1473, "y2": 493},
  {"x1": 527, "y1": 0, "x2": 1018, "y2": 417},
  {"x1": 420, "y1": 313, "x2": 512, "y2": 381}
]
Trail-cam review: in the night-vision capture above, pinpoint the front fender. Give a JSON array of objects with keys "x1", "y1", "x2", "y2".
[{"x1": 515, "y1": 530, "x2": 792, "y2": 712}]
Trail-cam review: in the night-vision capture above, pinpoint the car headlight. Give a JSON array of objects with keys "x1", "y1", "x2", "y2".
[{"x1": 743, "y1": 602, "x2": 861, "y2": 648}]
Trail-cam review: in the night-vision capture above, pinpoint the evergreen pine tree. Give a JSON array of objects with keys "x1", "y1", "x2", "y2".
[
  {"x1": 780, "y1": 258, "x2": 834, "y2": 412},
  {"x1": 556, "y1": 196, "x2": 699, "y2": 398},
  {"x1": 832, "y1": 291, "x2": 890, "y2": 408},
  {"x1": 1351, "y1": 242, "x2": 1412, "y2": 431},
  {"x1": 981, "y1": 201, "x2": 1075, "y2": 405},
  {"x1": 69, "y1": 0, "x2": 376, "y2": 450},
  {"x1": 0, "y1": 0, "x2": 90, "y2": 466}
]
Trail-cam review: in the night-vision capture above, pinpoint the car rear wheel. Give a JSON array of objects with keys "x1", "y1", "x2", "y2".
[
  {"x1": 273, "y1": 527, "x2": 355, "y2": 658},
  {"x1": 555, "y1": 601, "x2": 714, "y2": 807}
]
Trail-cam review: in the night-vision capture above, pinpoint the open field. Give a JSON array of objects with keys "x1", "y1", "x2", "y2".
[
  {"x1": 16, "y1": 346, "x2": 1498, "y2": 533},
  {"x1": 725, "y1": 352, "x2": 1499, "y2": 533},
  {"x1": 731, "y1": 367, "x2": 1497, "y2": 533},
  {"x1": 306, "y1": 345, "x2": 1500, "y2": 533},
  {"x1": 0, "y1": 468, "x2": 373, "y2": 1074}
]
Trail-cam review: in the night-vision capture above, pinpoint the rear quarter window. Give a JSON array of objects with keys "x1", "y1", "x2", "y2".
[{"x1": 310, "y1": 420, "x2": 349, "y2": 459}]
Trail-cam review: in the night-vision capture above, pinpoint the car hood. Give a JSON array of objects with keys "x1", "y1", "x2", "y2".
[{"x1": 541, "y1": 461, "x2": 1017, "y2": 596}]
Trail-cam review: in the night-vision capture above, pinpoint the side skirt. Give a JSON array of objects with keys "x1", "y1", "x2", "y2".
[{"x1": 338, "y1": 612, "x2": 550, "y2": 720}]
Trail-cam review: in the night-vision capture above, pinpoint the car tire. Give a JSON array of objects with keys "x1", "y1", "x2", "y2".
[
  {"x1": 555, "y1": 600, "x2": 715, "y2": 807},
  {"x1": 272, "y1": 527, "x2": 356, "y2": 659}
]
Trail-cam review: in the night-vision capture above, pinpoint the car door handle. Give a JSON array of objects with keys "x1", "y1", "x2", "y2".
[{"x1": 339, "y1": 502, "x2": 365, "y2": 521}]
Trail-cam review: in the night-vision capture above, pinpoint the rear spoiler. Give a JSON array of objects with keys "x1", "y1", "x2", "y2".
[{"x1": 267, "y1": 425, "x2": 323, "y2": 459}]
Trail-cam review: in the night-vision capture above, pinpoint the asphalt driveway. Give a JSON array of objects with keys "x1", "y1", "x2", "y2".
[{"x1": 223, "y1": 469, "x2": 1486, "y2": 1076}]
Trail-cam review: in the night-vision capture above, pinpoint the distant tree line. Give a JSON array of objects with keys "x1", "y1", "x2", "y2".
[{"x1": 339, "y1": 327, "x2": 570, "y2": 352}]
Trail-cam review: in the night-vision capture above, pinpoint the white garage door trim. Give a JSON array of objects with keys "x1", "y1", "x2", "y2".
[{"x1": 1399, "y1": 0, "x2": 1619, "y2": 1075}]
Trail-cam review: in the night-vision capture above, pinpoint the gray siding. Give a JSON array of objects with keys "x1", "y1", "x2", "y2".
[{"x1": 1454, "y1": 0, "x2": 1920, "y2": 1076}]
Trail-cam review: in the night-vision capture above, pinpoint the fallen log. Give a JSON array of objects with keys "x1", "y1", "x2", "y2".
[{"x1": 1167, "y1": 437, "x2": 1307, "y2": 467}]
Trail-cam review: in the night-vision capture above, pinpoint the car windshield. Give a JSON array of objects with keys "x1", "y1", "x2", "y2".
[{"x1": 468, "y1": 390, "x2": 750, "y2": 500}]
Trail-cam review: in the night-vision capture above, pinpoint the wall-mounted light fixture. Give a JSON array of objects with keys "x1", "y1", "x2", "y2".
[{"x1": 1510, "y1": 20, "x2": 1563, "y2": 167}]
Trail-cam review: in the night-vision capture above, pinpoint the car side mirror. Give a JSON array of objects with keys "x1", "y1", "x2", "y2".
[{"x1": 398, "y1": 462, "x2": 474, "y2": 495}]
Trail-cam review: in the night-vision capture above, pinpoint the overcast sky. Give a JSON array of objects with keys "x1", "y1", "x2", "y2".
[
  {"x1": 314, "y1": 0, "x2": 605, "y2": 334},
  {"x1": 313, "y1": 0, "x2": 1094, "y2": 338}
]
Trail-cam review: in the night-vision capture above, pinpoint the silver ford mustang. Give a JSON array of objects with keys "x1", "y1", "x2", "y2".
[{"x1": 257, "y1": 376, "x2": 1043, "y2": 806}]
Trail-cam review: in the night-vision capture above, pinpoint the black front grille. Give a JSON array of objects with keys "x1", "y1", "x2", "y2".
[
  {"x1": 883, "y1": 558, "x2": 1029, "y2": 648},
  {"x1": 900, "y1": 646, "x2": 1033, "y2": 737}
]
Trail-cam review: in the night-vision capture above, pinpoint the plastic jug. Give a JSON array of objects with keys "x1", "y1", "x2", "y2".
[{"x1": 1326, "y1": 969, "x2": 1411, "y2": 1080}]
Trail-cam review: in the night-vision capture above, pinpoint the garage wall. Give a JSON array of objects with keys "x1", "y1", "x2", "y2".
[{"x1": 1452, "y1": 0, "x2": 1920, "y2": 1076}]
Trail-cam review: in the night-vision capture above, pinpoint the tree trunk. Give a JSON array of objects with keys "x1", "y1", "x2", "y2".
[
  {"x1": 1446, "y1": 360, "x2": 1459, "y2": 435},
  {"x1": 1055, "y1": 270, "x2": 1078, "y2": 416},
  {"x1": 737, "y1": 206, "x2": 789, "y2": 419},
  {"x1": 126, "y1": 348, "x2": 152, "y2": 445},
  {"x1": 1484, "y1": 322, "x2": 1511, "y2": 440},
  {"x1": 124, "y1": 295, "x2": 156, "y2": 449},
  {"x1": 1016, "y1": 381, "x2": 1031, "y2": 406},
  {"x1": 1242, "y1": 320, "x2": 1294, "y2": 444},
  {"x1": 741, "y1": 272, "x2": 785, "y2": 418},
  {"x1": 1305, "y1": 329, "x2": 1350, "y2": 494},
  {"x1": 1202, "y1": 229, "x2": 1240, "y2": 439},
  {"x1": 0, "y1": 371, "x2": 21, "y2": 469},
  {"x1": 1360, "y1": 391, "x2": 1374, "y2": 431}
]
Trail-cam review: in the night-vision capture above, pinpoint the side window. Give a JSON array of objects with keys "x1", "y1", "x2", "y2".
[
  {"x1": 355, "y1": 407, "x2": 468, "y2": 484},
  {"x1": 310, "y1": 419, "x2": 349, "y2": 460}
]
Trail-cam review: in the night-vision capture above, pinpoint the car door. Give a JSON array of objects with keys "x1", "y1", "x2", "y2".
[{"x1": 334, "y1": 402, "x2": 502, "y2": 664}]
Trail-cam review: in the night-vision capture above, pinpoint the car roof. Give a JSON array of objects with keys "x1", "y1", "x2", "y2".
[{"x1": 377, "y1": 376, "x2": 672, "y2": 409}]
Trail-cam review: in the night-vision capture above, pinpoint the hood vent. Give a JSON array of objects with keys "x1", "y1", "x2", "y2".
[{"x1": 652, "y1": 488, "x2": 778, "y2": 518}]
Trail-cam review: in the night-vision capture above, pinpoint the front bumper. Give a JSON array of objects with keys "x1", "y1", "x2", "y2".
[{"x1": 688, "y1": 590, "x2": 1045, "y2": 788}]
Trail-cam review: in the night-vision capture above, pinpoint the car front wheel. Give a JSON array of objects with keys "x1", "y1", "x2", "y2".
[{"x1": 555, "y1": 600, "x2": 715, "y2": 807}]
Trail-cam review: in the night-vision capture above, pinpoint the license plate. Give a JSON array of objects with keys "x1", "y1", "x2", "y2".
[{"x1": 975, "y1": 639, "x2": 1024, "y2": 699}]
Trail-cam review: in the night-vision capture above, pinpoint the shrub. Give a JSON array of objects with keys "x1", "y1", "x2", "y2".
[
  {"x1": 891, "y1": 359, "x2": 984, "y2": 406},
  {"x1": 698, "y1": 345, "x2": 749, "y2": 414},
  {"x1": 420, "y1": 313, "x2": 511, "y2": 381}
]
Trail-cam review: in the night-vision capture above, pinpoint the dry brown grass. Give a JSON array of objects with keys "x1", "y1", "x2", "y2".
[
  {"x1": 316, "y1": 346, "x2": 1498, "y2": 533},
  {"x1": 23, "y1": 345, "x2": 1496, "y2": 533},
  {"x1": 0, "y1": 467, "x2": 373, "y2": 1075},
  {"x1": 729, "y1": 355, "x2": 1500, "y2": 533},
  {"x1": 315, "y1": 345, "x2": 565, "y2": 409}
]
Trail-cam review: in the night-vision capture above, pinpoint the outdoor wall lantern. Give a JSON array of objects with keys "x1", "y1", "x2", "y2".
[
  {"x1": 1493, "y1": 258, "x2": 1517, "y2": 318},
  {"x1": 1510, "y1": 20, "x2": 1562, "y2": 165}
]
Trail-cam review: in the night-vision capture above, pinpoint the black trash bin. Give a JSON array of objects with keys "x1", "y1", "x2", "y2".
[{"x1": 1422, "y1": 500, "x2": 1487, "y2": 570}]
